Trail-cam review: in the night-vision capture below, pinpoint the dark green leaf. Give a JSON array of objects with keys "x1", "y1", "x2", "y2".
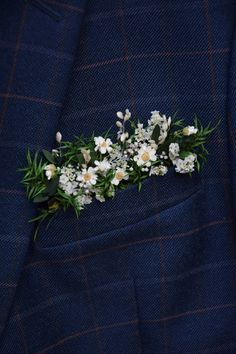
[
  {"x1": 77, "y1": 153, "x2": 84, "y2": 164},
  {"x1": 138, "y1": 181, "x2": 142, "y2": 192},
  {"x1": 45, "y1": 176, "x2": 59, "y2": 196},
  {"x1": 179, "y1": 151, "x2": 192, "y2": 159},
  {"x1": 33, "y1": 195, "x2": 49, "y2": 203},
  {"x1": 151, "y1": 125, "x2": 161, "y2": 143},
  {"x1": 42, "y1": 150, "x2": 55, "y2": 163}
]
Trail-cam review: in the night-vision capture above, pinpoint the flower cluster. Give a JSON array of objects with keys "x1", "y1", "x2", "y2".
[{"x1": 20, "y1": 110, "x2": 218, "y2": 239}]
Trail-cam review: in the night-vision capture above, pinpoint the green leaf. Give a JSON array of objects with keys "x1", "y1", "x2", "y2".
[
  {"x1": 77, "y1": 153, "x2": 84, "y2": 164},
  {"x1": 42, "y1": 149, "x2": 55, "y2": 163},
  {"x1": 151, "y1": 124, "x2": 161, "y2": 143},
  {"x1": 179, "y1": 151, "x2": 193, "y2": 159},
  {"x1": 33, "y1": 195, "x2": 49, "y2": 203},
  {"x1": 45, "y1": 176, "x2": 59, "y2": 196},
  {"x1": 138, "y1": 181, "x2": 142, "y2": 192}
]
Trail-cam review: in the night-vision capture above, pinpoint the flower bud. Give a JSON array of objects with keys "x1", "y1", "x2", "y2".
[
  {"x1": 56, "y1": 131, "x2": 62, "y2": 143},
  {"x1": 116, "y1": 111, "x2": 124, "y2": 119},
  {"x1": 116, "y1": 121, "x2": 123, "y2": 128},
  {"x1": 44, "y1": 164, "x2": 57, "y2": 180},
  {"x1": 120, "y1": 132, "x2": 129, "y2": 142},
  {"x1": 124, "y1": 109, "x2": 131, "y2": 121},
  {"x1": 182, "y1": 126, "x2": 198, "y2": 136},
  {"x1": 81, "y1": 148, "x2": 91, "y2": 164}
]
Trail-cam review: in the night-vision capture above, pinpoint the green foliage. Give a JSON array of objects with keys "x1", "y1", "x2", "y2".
[
  {"x1": 42, "y1": 149, "x2": 55, "y2": 164},
  {"x1": 19, "y1": 150, "x2": 46, "y2": 200},
  {"x1": 151, "y1": 124, "x2": 161, "y2": 143},
  {"x1": 19, "y1": 113, "x2": 218, "y2": 241}
]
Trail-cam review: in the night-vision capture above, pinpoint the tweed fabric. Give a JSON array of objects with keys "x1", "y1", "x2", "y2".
[{"x1": 0, "y1": 0, "x2": 236, "y2": 353}]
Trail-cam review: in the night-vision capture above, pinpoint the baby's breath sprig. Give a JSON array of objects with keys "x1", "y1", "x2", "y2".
[{"x1": 19, "y1": 110, "x2": 219, "y2": 240}]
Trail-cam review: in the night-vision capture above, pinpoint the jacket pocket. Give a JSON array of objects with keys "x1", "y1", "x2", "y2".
[{"x1": 34, "y1": 167, "x2": 202, "y2": 248}]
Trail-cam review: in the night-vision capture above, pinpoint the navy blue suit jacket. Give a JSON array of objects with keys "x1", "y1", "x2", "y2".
[{"x1": 0, "y1": 0, "x2": 236, "y2": 352}]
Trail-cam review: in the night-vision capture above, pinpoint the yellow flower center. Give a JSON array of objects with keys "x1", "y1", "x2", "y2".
[
  {"x1": 141, "y1": 151, "x2": 150, "y2": 161},
  {"x1": 101, "y1": 141, "x2": 107, "y2": 148},
  {"x1": 83, "y1": 172, "x2": 92, "y2": 181},
  {"x1": 116, "y1": 171, "x2": 124, "y2": 180},
  {"x1": 182, "y1": 127, "x2": 189, "y2": 135}
]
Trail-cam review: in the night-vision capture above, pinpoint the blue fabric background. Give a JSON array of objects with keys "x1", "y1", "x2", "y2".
[{"x1": 0, "y1": 0, "x2": 236, "y2": 352}]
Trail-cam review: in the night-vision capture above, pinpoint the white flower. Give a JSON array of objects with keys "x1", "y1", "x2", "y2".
[
  {"x1": 44, "y1": 164, "x2": 57, "y2": 180},
  {"x1": 120, "y1": 132, "x2": 129, "y2": 142},
  {"x1": 56, "y1": 131, "x2": 62, "y2": 143},
  {"x1": 94, "y1": 136, "x2": 113, "y2": 154},
  {"x1": 169, "y1": 143, "x2": 180, "y2": 161},
  {"x1": 94, "y1": 190, "x2": 106, "y2": 202},
  {"x1": 148, "y1": 111, "x2": 171, "y2": 127},
  {"x1": 76, "y1": 167, "x2": 97, "y2": 187},
  {"x1": 134, "y1": 123, "x2": 152, "y2": 142},
  {"x1": 174, "y1": 154, "x2": 197, "y2": 174},
  {"x1": 59, "y1": 174, "x2": 69, "y2": 185},
  {"x1": 108, "y1": 145, "x2": 129, "y2": 169},
  {"x1": 59, "y1": 166, "x2": 76, "y2": 182},
  {"x1": 76, "y1": 193, "x2": 93, "y2": 208},
  {"x1": 111, "y1": 168, "x2": 129, "y2": 185},
  {"x1": 62, "y1": 181, "x2": 78, "y2": 195},
  {"x1": 182, "y1": 126, "x2": 198, "y2": 136},
  {"x1": 59, "y1": 166, "x2": 78, "y2": 195},
  {"x1": 148, "y1": 111, "x2": 171, "y2": 145},
  {"x1": 133, "y1": 145, "x2": 157, "y2": 166},
  {"x1": 149, "y1": 165, "x2": 168, "y2": 176},
  {"x1": 94, "y1": 159, "x2": 111, "y2": 173}
]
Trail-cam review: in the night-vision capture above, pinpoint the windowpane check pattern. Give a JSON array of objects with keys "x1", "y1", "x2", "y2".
[{"x1": 0, "y1": 0, "x2": 236, "y2": 352}]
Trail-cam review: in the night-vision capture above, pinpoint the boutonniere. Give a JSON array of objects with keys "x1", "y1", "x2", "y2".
[{"x1": 19, "y1": 110, "x2": 219, "y2": 240}]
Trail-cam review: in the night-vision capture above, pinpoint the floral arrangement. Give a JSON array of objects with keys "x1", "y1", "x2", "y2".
[{"x1": 19, "y1": 110, "x2": 218, "y2": 239}]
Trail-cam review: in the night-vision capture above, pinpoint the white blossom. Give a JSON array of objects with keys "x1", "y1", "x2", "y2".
[
  {"x1": 134, "y1": 123, "x2": 152, "y2": 142},
  {"x1": 76, "y1": 193, "x2": 93, "y2": 208},
  {"x1": 111, "y1": 168, "x2": 129, "y2": 185},
  {"x1": 59, "y1": 174, "x2": 69, "y2": 185},
  {"x1": 76, "y1": 167, "x2": 97, "y2": 187},
  {"x1": 174, "y1": 154, "x2": 197, "y2": 173},
  {"x1": 149, "y1": 165, "x2": 168, "y2": 176},
  {"x1": 119, "y1": 132, "x2": 129, "y2": 142},
  {"x1": 169, "y1": 143, "x2": 180, "y2": 161},
  {"x1": 182, "y1": 126, "x2": 198, "y2": 136},
  {"x1": 94, "y1": 190, "x2": 106, "y2": 202},
  {"x1": 62, "y1": 181, "x2": 78, "y2": 195},
  {"x1": 94, "y1": 159, "x2": 111, "y2": 173},
  {"x1": 133, "y1": 145, "x2": 157, "y2": 167},
  {"x1": 59, "y1": 166, "x2": 78, "y2": 195},
  {"x1": 109, "y1": 145, "x2": 129, "y2": 169},
  {"x1": 60, "y1": 166, "x2": 76, "y2": 182},
  {"x1": 148, "y1": 111, "x2": 171, "y2": 145},
  {"x1": 44, "y1": 164, "x2": 57, "y2": 180},
  {"x1": 94, "y1": 136, "x2": 113, "y2": 154}
]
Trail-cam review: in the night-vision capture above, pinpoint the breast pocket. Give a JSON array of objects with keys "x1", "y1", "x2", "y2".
[{"x1": 34, "y1": 167, "x2": 202, "y2": 249}]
